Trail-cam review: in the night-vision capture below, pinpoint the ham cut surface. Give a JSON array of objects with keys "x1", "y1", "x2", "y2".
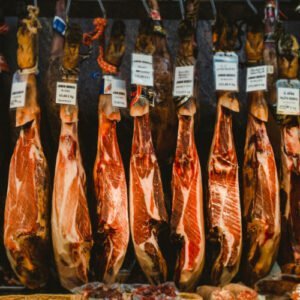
[
  {"x1": 207, "y1": 93, "x2": 242, "y2": 285},
  {"x1": 130, "y1": 110, "x2": 168, "y2": 284},
  {"x1": 4, "y1": 116, "x2": 50, "y2": 289},
  {"x1": 243, "y1": 92, "x2": 280, "y2": 283},
  {"x1": 52, "y1": 107, "x2": 93, "y2": 290},
  {"x1": 93, "y1": 95, "x2": 129, "y2": 283},
  {"x1": 171, "y1": 103, "x2": 205, "y2": 291},
  {"x1": 281, "y1": 116, "x2": 300, "y2": 263}
]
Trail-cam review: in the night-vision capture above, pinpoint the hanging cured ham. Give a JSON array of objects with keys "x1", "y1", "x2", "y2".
[
  {"x1": 83, "y1": 18, "x2": 129, "y2": 283},
  {"x1": 277, "y1": 34, "x2": 300, "y2": 272},
  {"x1": 4, "y1": 6, "x2": 50, "y2": 289},
  {"x1": 145, "y1": 0, "x2": 176, "y2": 208},
  {"x1": 51, "y1": 23, "x2": 93, "y2": 290},
  {"x1": 171, "y1": 17, "x2": 204, "y2": 291},
  {"x1": 207, "y1": 17, "x2": 242, "y2": 285},
  {"x1": 129, "y1": 21, "x2": 168, "y2": 284},
  {"x1": 242, "y1": 22, "x2": 280, "y2": 284}
]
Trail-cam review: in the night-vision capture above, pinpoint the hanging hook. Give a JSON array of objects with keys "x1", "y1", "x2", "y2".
[
  {"x1": 141, "y1": 0, "x2": 150, "y2": 16},
  {"x1": 66, "y1": 0, "x2": 72, "y2": 18},
  {"x1": 210, "y1": 0, "x2": 217, "y2": 24},
  {"x1": 96, "y1": 0, "x2": 107, "y2": 18},
  {"x1": 245, "y1": 0, "x2": 258, "y2": 15},
  {"x1": 33, "y1": 0, "x2": 37, "y2": 7},
  {"x1": 179, "y1": 0, "x2": 185, "y2": 20}
]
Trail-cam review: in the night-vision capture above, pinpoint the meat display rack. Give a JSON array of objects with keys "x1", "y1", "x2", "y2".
[{"x1": 2, "y1": 0, "x2": 299, "y2": 20}]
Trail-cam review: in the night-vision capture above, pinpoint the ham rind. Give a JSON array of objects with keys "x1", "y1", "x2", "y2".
[
  {"x1": 171, "y1": 108, "x2": 205, "y2": 291},
  {"x1": 207, "y1": 94, "x2": 242, "y2": 285},
  {"x1": 93, "y1": 96, "x2": 129, "y2": 283},
  {"x1": 52, "y1": 107, "x2": 93, "y2": 290},
  {"x1": 4, "y1": 118, "x2": 49, "y2": 289},
  {"x1": 129, "y1": 112, "x2": 168, "y2": 284},
  {"x1": 243, "y1": 92, "x2": 280, "y2": 283},
  {"x1": 281, "y1": 117, "x2": 300, "y2": 263}
]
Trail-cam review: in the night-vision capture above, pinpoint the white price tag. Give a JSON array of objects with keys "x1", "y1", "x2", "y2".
[
  {"x1": 277, "y1": 87, "x2": 300, "y2": 115},
  {"x1": 246, "y1": 66, "x2": 267, "y2": 92},
  {"x1": 173, "y1": 65, "x2": 194, "y2": 97},
  {"x1": 103, "y1": 75, "x2": 114, "y2": 95},
  {"x1": 56, "y1": 82, "x2": 77, "y2": 105},
  {"x1": 112, "y1": 79, "x2": 127, "y2": 108},
  {"x1": 131, "y1": 53, "x2": 154, "y2": 87},
  {"x1": 10, "y1": 81, "x2": 27, "y2": 109},
  {"x1": 214, "y1": 52, "x2": 239, "y2": 91}
]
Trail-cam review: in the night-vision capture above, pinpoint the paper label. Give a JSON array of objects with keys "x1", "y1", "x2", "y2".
[
  {"x1": 214, "y1": 52, "x2": 238, "y2": 91},
  {"x1": 56, "y1": 82, "x2": 77, "y2": 105},
  {"x1": 277, "y1": 87, "x2": 300, "y2": 115},
  {"x1": 112, "y1": 79, "x2": 127, "y2": 108},
  {"x1": 131, "y1": 53, "x2": 154, "y2": 87},
  {"x1": 173, "y1": 65, "x2": 194, "y2": 97},
  {"x1": 246, "y1": 66, "x2": 267, "y2": 92},
  {"x1": 103, "y1": 75, "x2": 114, "y2": 94},
  {"x1": 267, "y1": 65, "x2": 274, "y2": 74},
  {"x1": 10, "y1": 81, "x2": 27, "y2": 109}
]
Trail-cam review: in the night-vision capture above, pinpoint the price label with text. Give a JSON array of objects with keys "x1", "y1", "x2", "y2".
[
  {"x1": 131, "y1": 53, "x2": 153, "y2": 87},
  {"x1": 277, "y1": 87, "x2": 300, "y2": 115},
  {"x1": 246, "y1": 66, "x2": 267, "y2": 92},
  {"x1": 173, "y1": 65, "x2": 194, "y2": 97},
  {"x1": 112, "y1": 79, "x2": 127, "y2": 108},
  {"x1": 56, "y1": 82, "x2": 77, "y2": 105},
  {"x1": 214, "y1": 52, "x2": 239, "y2": 91},
  {"x1": 10, "y1": 81, "x2": 27, "y2": 109}
]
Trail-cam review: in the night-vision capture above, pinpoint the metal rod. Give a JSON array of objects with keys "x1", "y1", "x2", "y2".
[
  {"x1": 66, "y1": 0, "x2": 72, "y2": 17},
  {"x1": 179, "y1": 0, "x2": 185, "y2": 19},
  {"x1": 97, "y1": 0, "x2": 107, "y2": 17},
  {"x1": 141, "y1": 0, "x2": 150, "y2": 15},
  {"x1": 246, "y1": 0, "x2": 258, "y2": 14}
]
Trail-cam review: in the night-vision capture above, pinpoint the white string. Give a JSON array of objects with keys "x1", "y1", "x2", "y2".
[{"x1": 97, "y1": 0, "x2": 107, "y2": 18}]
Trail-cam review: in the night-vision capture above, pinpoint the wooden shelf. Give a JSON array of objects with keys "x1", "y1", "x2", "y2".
[{"x1": 2, "y1": 0, "x2": 299, "y2": 20}]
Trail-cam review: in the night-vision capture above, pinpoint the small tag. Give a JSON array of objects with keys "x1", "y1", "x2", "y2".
[
  {"x1": 214, "y1": 52, "x2": 239, "y2": 91},
  {"x1": 131, "y1": 53, "x2": 154, "y2": 87},
  {"x1": 246, "y1": 66, "x2": 267, "y2": 92},
  {"x1": 56, "y1": 82, "x2": 77, "y2": 105},
  {"x1": 112, "y1": 79, "x2": 127, "y2": 108},
  {"x1": 10, "y1": 72, "x2": 27, "y2": 109},
  {"x1": 277, "y1": 87, "x2": 300, "y2": 115},
  {"x1": 173, "y1": 65, "x2": 194, "y2": 97},
  {"x1": 267, "y1": 65, "x2": 274, "y2": 74},
  {"x1": 103, "y1": 75, "x2": 114, "y2": 95}
]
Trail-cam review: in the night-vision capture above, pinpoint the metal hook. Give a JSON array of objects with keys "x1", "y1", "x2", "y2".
[
  {"x1": 179, "y1": 0, "x2": 185, "y2": 20},
  {"x1": 141, "y1": 0, "x2": 150, "y2": 16},
  {"x1": 210, "y1": 0, "x2": 217, "y2": 24},
  {"x1": 96, "y1": 0, "x2": 107, "y2": 18},
  {"x1": 33, "y1": 0, "x2": 37, "y2": 7},
  {"x1": 66, "y1": 0, "x2": 72, "y2": 18},
  {"x1": 245, "y1": 0, "x2": 258, "y2": 15}
]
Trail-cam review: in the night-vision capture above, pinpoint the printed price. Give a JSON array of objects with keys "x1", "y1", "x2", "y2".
[
  {"x1": 131, "y1": 53, "x2": 153, "y2": 87},
  {"x1": 112, "y1": 79, "x2": 127, "y2": 108},
  {"x1": 10, "y1": 81, "x2": 26, "y2": 109},
  {"x1": 173, "y1": 65, "x2": 194, "y2": 97},
  {"x1": 277, "y1": 87, "x2": 300, "y2": 115},
  {"x1": 56, "y1": 82, "x2": 77, "y2": 105},
  {"x1": 214, "y1": 52, "x2": 238, "y2": 91},
  {"x1": 246, "y1": 66, "x2": 267, "y2": 92}
]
